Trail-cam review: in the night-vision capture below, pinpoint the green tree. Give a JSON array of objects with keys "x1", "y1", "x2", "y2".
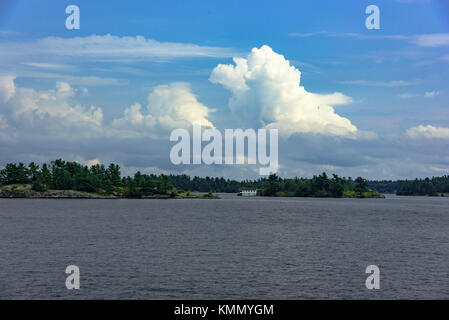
[
  {"x1": 329, "y1": 174, "x2": 344, "y2": 197},
  {"x1": 28, "y1": 162, "x2": 40, "y2": 183},
  {"x1": 32, "y1": 177, "x2": 47, "y2": 192},
  {"x1": 107, "y1": 164, "x2": 122, "y2": 187},
  {"x1": 354, "y1": 177, "x2": 368, "y2": 197},
  {"x1": 141, "y1": 178, "x2": 156, "y2": 196},
  {"x1": 40, "y1": 163, "x2": 52, "y2": 186},
  {"x1": 0, "y1": 163, "x2": 29, "y2": 184},
  {"x1": 262, "y1": 173, "x2": 279, "y2": 196},
  {"x1": 156, "y1": 174, "x2": 173, "y2": 194},
  {"x1": 124, "y1": 180, "x2": 142, "y2": 198}
]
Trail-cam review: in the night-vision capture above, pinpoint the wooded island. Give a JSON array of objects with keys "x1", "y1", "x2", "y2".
[{"x1": 1, "y1": 159, "x2": 447, "y2": 198}]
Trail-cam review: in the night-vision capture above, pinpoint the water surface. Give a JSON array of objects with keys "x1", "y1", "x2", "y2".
[{"x1": 0, "y1": 194, "x2": 448, "y2": 299}]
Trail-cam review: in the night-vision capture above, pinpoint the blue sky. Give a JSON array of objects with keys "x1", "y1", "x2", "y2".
[{"x1": 0, "y1": 0, "x2": 448, "y2": 179}]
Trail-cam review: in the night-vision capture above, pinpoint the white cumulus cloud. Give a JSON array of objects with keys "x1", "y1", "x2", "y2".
[
  {"x1": 1, "y1": 77, "x2": 215, "y2": 140},
  {"x1": 113, "y1": 82, "x2": 214, "y2": 133},
  {"x1": 0, "y1": 77, "x2": 103, "y2": 136},
  {"x1": 210, "y1": 45, "x2": 356, "y2": 137},
  {"x1": 407, "y1": 125, "x2": 449, "y2": 139},
  {"x1": 0, "y1": 75, "x2": 16, "y2": 104},
  {"x1": 147, "y1": 82, "x2": 214, "y2": 129}
]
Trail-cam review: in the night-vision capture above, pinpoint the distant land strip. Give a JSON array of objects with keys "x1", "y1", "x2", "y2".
[{"x1": 1, "y1": 159, "x2": 448, "y2": 198}]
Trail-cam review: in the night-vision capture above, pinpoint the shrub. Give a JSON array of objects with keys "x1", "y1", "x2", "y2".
[{"x1": 32, "y1": 180, "x2": 47, "y2": 192}]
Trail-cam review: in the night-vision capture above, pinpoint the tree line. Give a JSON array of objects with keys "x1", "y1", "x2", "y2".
[
  {"x1": 368, "y1": 176, "x2": 449, "y2": 196},
  {"x1": 169, "y1": 173, "x2": 371, "y2": 197},
  {"x1": 0, "y1": 160, "x2": 173, "y2": 197},
  {"x1": 1, "y1": 160, "x2": 448, "y2": 197},
  {"x1": 395, "y1": 176, "x2": 449, "y2": 196},
  {"x1": 0, "y1": 160, "x2": 369, "y2": 197},
  {"x1": 253, "y1": 173, "x2": 371, "y2": 198}
]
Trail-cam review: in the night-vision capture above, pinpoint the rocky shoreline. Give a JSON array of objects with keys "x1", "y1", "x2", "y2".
[
  {"x1": 0, "y1": 185, "x2": 219, "y2": 199},
  {"x1": 0, "y1": 188, "x2": 116, "y2": 199}
]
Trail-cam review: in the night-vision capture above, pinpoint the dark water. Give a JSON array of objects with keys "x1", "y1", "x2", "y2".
[{"x1": 0, "y1": 194, "x2": 448, "y2": 299}]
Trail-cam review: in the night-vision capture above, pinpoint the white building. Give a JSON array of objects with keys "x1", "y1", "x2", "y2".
[{"x1": 241, "y1": 190, "x2": 257, "y2": 197}]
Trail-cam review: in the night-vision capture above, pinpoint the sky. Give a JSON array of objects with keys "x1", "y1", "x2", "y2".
[{"x1": 0, "y1": 0, "x2": 448, "y2": 180}]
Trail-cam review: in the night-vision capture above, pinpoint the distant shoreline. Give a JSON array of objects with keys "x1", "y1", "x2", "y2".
[
  {"x1": 0, "y1": 184, "x2": 387, "y2": 199},
  {"x1": 1, "y1": 185, "x2": 446, "y2": 200},
  {"x1": 238, "y1": 189, "x2": 385, "y2": 198},
  {"x1": 2, "y1": 160, "x2": 448, "y2": 198}
]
